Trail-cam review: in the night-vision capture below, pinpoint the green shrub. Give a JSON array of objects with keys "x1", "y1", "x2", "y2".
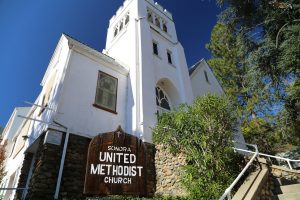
[{"x1": 153, "y1": 94, "x2": 243, "y2": 199}]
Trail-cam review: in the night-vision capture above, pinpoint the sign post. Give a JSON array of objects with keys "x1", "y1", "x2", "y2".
[{"x1": 84, "y1": 126, "x2": 147, "y2": 196}]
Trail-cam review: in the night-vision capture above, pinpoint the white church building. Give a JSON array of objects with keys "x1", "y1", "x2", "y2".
[{"x1": 1, "y1": 0, "x2": 223, "y2": 199}]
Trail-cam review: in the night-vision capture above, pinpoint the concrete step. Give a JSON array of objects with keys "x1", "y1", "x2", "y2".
[
  {"x1": 232, "y1": 168, "x2": 269, "y2": 200},
  {"x1": 280, "y1": 184, "x2": 300, "y2": 194},
  {"x1": 277, "y1": 192, "x2": 300, "y2": 200}
]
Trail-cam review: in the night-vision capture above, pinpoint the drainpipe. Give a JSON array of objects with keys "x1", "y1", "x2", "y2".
[{"x1": 53, "y1": 121, "x2": 69, "y2": 199}]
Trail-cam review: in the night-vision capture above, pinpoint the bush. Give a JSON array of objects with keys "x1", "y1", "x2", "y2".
[{"x1": 153, "y1": 94, "x2": 243, "y2": 199}]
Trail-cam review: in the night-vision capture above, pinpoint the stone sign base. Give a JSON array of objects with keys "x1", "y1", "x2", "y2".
[{"x1": 16, "y1": 131, "x2": 156, "y2": 200}]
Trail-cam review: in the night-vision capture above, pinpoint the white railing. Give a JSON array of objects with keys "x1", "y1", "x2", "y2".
[
  {"x1": 219, "y1": 143, "x2": 258, "y2": 200},
  {"x1": 220, "y1": 142, "x2": 300, "y2": 200},
  {"x1": 235, "y1": 148, "x2": 300, "y2": 170}
]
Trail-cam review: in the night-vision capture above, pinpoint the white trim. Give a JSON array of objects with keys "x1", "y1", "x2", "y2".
[{"x1": 67, "y1": 36, "x2": 129, "y2": 76}]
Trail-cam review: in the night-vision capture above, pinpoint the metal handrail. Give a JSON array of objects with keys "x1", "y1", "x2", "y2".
[
  {"x1": 220, "y1": 142, "x2": 300, "y2": 200},
  {"x1": 235, "y1": 148, "x2": 300, "y2": 170},
  {"x1": 219, "y1": 143, "x2": 258, "y2": 200}
]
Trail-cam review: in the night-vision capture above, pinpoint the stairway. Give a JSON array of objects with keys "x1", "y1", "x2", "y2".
[{"x1": 275, "y1": 180, "x2": 300, "y2": 200}]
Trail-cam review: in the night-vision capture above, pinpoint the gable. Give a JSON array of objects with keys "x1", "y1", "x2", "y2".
[{"x1": 189, "y1": 59, "x2": 223, "y2": 97}]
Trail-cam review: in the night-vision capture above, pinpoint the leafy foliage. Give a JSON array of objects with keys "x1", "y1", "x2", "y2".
[
  {"x1": 207, "y1": 0, "x2": 300, "y2": 151},
  {"x1": 153, "y1": 95, "x2": 243, "y2": 199},
  {"x1": 0, "y1": 141, "x2": 6, "y2": 182}
]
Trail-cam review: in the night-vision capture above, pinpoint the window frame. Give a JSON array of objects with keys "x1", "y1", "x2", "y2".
[
  {"x1": 156, "y1": 86, "x2": 171, "y2": 112},
  {"x1": 204, "y1": 70, "x2": 210, "y2": 84},
  {"x1": 114, "y1": 28, "x2": 118, "y2": 37},
  {"x1": 147, "y1": 10, "x2": 153, "y2": 23},
  {"x1": 163, "y1": 22, "x2": 168, "y2": 33},
  {"x1": 93, "y1": 71, "x2": 118, "y2": 114},
  {"x1": 125, "y1": 13, "x2": 130, "y2": 25},
  {"x1": 153, "y1": 41, "x2": 159, "y2": 56},
  {"x1": 167, "y1": 50, "x2": 172, "y2": 64},
  {"x1": 155, "y1": 16, "x2": 161, "y2": 28}
]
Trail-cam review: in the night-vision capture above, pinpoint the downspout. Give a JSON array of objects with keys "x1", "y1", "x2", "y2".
[
  {"x1": 134, "y1": 15, "x2": 145, "y2": 140},
  {"x1": 53, "y1": 120, "x2": 69, "y2": 200}
]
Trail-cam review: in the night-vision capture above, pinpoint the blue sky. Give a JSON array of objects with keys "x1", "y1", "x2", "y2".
[{"x1": 0, "y1": 0, "x2": 222, "y2": 127}]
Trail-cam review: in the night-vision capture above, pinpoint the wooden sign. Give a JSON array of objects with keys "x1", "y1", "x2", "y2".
[{"x1": 84, "y1": 126, "x2": 147, "y2": 196}]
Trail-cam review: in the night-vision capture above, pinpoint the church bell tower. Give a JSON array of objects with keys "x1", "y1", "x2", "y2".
[{"x1": 104, "y1": 0, "x2": 193, "y2": 142}]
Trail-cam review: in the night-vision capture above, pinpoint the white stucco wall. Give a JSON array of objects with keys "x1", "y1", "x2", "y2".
[
  {"x1": 54, "y1": 50, "x2": 128, "y2": 138},
  {"x1": 190, "y1": 60, "x2": 223, "y2": 98},
  {"x1": 1, "y1": 107, "x2": 30, "y2": 142}
]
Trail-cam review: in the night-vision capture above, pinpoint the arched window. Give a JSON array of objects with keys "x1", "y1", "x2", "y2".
[
  {"x1": 163, "y1": 22, "x2": 168, "y2": 33},
  {"x1": 125, "y1": 14, "x2": 130, "y2": 25},
  {"x1": 156, "y1": 86, "x2": 170, "y2": 113},
  {"x1": 114, "y1": 28, "x2": 118, "y2": 37},
  {"x1": 155, "y1": 17, "x2": 161, "y2": 28},
  {"x1": 147, "y1": 11, "x2": 153, "y2": 23},
  {"x1": 119, "y1": 21, "x2": 123, "y2": 31}
]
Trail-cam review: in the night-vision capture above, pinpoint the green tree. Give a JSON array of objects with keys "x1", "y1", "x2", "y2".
[
  {"x1": 0, "y1": 141, "x2": 6, "y2": 182},
  {"x1": 207, "y1": 0, "x2": 300, "y2": 151},
  {"x1": 153, "y1": 95, "x2": 243, "y2": 199}
]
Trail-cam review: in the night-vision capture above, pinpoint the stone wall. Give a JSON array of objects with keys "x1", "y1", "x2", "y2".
[
  {"x1": 59, "y1": 134, "x2": 91, "y2": 199},
  {"x1": 257, "y1": 161, "x2": 300, "y2": 199},
  {"x1": 14, "y1": 152, "x2": 33, "y2": 200},
  {"x1": 26, "y1": 133, "x2": 64, "y2": 200},
  {"x1": 271, "y1": 165, "x2": 300, "y2": 181},
  {"x1": 144, "y1": 142, "x2": 156, "y2": 196},
  {"x1": 155, "y1": 144, "x2": 187, "y2": 197},
  {"x1": 24, "y1": 132, "x2": 156, "y2": 199}
]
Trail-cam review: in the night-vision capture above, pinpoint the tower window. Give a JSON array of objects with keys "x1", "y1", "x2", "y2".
[
  {"x1": 147, "y1": 11, "x2": 153, "y2": 23},
  {"x1": 167, "y1": 51, "x2": 172, "y2": 64},
  {"x1": 119, "y1": 22, "x2": 123, "y2": 31},
  {"x1": 114, "y1": 28, "x2": 118, "y2": 37},
  {"x1": 153, "y1": 42, "x2": 158, "y2": 55},
  {"x1": 163, "y1": 23, "x2": 168, "y2": 33},
  {"x1": 125, "y1": 14, "x2": 129, "y2": 25},
  {"x1": 94, "y1": 71, "x2": 118, "y2": 113},
  {"x1": 155, "y1": 17, "x2": 161, "y2": 28},
  {"x1": 204, "y1": 70, "x2": 210, "y2": 83}
]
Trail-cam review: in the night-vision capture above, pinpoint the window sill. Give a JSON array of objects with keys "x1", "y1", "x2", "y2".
[
  {"x1": 168, "y1": 62, "x2": 176, "y2": 68},
  {"x1": 153, "y1": 54, "x2": 162, "y2": 60},
  {"x1": 93, "y1": 104, "x2": 118, "y2": 115}
]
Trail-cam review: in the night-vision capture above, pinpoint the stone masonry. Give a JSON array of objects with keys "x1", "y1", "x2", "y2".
[
  {"x1": 59, "y1": 134, "x2": 91, "y2": 199},
  {"x1": 23, "y1": 131, "x2": 156, "y2": 199},
  {"x1": 25, "y1": 133, "x2": 64, "y2": 200},
  {"x1": 155, "y1": 144, "x2": 188, "y2": 197},
  {"x1": 14, "y1": 152, "x2": 33, "y2": 200}
]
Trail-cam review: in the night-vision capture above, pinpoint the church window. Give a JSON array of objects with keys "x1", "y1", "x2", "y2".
[
  {"x1": 119, "y1": 21, "x2": 123, "y2": 31},
  {"x1": 163, "y1": 22, "x2": 168, "y2": 33},
  {"x1": 204, "y1": 70, "x2": 210, "y2": 83},
  {"x1": 167, "y1": 51, "x2": 172, "y2": 64},
  {"x1": 153, "y1": 42, "x2": 158, "y2": 55},
  {"x1": 147, "y1": 11, "x2": 153, "y2": 23},
  {"x1": 94, "y1": 71, "x2": 118, "y2": 113},
  {"x1": 125, "y1": 14, "x2": 130, "y2": 25},
  {"x1": 155, "y1": 17, "x2": 161, "y2": 28},
  {"x1": 114, "y1": 28, "x2": 118, "y2": 37},
  {"x1": 156, "y1": 86, "x2": 171, "y2": 113}
]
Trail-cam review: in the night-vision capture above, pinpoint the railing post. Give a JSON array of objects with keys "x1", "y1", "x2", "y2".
[{"x1": 287, "y1": 160, "x2": 293, "y2": 169}]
